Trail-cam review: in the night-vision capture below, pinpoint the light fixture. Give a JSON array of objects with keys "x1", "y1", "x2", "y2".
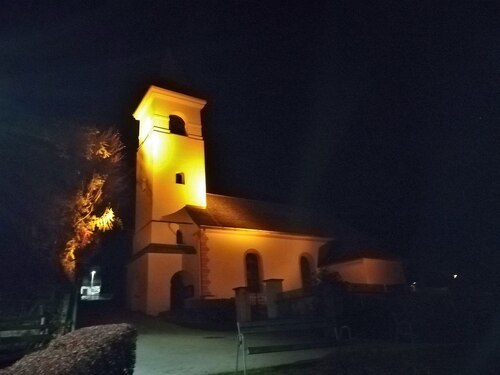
[{"x1": 90, "y1": 270, "x2": 96, "y2": 289}]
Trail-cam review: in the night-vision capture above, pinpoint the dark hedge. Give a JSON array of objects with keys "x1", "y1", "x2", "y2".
[{"x1": 0, "y1": 323, "x2": 137, "y2": 375}]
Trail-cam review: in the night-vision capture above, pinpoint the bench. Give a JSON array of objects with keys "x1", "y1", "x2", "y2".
[
  {"x1": 0, "y1": 315, "x2": 50, "y2": 364},
  {"x1": 235, "y1": 318, "x2": 351, "y2": 374}
]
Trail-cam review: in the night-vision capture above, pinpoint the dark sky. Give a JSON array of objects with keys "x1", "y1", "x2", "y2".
[{"x1": 1, "y1": 1, "x2": 499, "y2": 286}]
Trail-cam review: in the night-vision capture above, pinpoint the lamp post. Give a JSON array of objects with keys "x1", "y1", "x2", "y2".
[{"x1": 90, "y1": 270, "x2": 96, "y2": 292}]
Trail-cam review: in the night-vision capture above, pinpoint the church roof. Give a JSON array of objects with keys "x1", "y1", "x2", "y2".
[
  {"x1": 161, "y1": 193, "x2": 385, "y2": 265},
  {"x1": 317, "y1": 242, "x2": 397, "y2": 267},
  {"x1": 183, "y1": 193, "x2": 346, "y2": 238}
]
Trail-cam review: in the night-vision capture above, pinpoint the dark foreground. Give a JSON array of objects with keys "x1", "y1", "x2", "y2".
[{"x1": 218, "y1": 341, "x2": 498, "y2": 375}]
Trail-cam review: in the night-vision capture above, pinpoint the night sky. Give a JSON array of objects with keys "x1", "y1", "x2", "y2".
[{"x1": 1, "y1": 1, "x2": 499, "y2": 288}]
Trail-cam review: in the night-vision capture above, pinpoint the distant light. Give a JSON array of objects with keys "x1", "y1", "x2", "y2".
[
  {"x1": 410, "y1": 281, "x2": 417, "y2": 292},
  {"x1": 453, "y1": 274, "x2": 458, "y2": 279}
]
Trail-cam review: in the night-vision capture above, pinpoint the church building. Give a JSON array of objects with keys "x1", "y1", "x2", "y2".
[{"x1": 126, "y1": 86, "x2": 405, "y2": 316}]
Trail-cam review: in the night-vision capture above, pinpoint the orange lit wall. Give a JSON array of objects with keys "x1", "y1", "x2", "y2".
[
  {"x1": 146, "y1": 253, "x2": 183, "y2": 315},
  {"x1": 127, "y1": 220, "x2": 202, "y2": 316},
  {"x1": 132, "y1": 86, "x2": 207, "y2": 254},
  {"x1": 202, "y1": 227, "x2": 328, "y2": 298},
  {"x1": 128, "y1": 86, "x2": 207, "y2": 315}
]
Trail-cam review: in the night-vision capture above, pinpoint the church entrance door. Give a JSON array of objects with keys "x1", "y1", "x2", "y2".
[
  {"x1": 170, "y1": 272, "x2": 185, "y2": 310},
  {"x1": 170, "y1": 271, "x2": 195, "y2": 311}
]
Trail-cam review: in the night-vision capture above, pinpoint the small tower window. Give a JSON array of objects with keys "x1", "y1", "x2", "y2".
[
  {"x1": 169, "y1": 115, "x2": 187, "y2": 136},
  {"x1": 176, "y1": 230, "x2": 184, "y2": 244},
  {"x1": 175, "y1": 173, "x2": 185, "y2": 184}
]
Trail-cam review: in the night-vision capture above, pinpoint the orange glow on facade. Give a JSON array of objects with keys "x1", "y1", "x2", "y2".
[
  {"x1": 127, "y1": 87, "x2": 406, "y2": 316},
  {"x1": 133, "y1": 86, "x2": 207, "y2": 230}
]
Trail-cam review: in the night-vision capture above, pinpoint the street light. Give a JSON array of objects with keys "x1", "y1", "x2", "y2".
[{"x1": 90, "y1": 270, "x2": 96, "y2": 291}]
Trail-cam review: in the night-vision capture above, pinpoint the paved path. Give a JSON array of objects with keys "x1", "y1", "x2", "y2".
[{"x1": 126, "y1": 314, "x2": 332, "y2": 375}]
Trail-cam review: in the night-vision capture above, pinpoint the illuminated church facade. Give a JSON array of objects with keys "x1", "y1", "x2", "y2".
[{"x1": 126, "y1": 86, "x2": 405, "y2": 316}]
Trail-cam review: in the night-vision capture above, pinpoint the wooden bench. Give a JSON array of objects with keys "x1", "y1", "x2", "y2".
[
  {"x1": 0, "y1": 315, "x2": 50, "y2": 363},
  {"x1": 235, "y1": 318, "x2": 351, "y2": 374}
]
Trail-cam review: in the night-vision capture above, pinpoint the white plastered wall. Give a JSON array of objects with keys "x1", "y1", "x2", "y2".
[
  {"x1": 146, "y1": 253, "x2": 183, "y2": 316},
  {"x1": 126, "y1": 256, "x2": 148, "y2": 313},
  {"x1": 203, "y1": 228, "x2": 328, "y2": 298}
]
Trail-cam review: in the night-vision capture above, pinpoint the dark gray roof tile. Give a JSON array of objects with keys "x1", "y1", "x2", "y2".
[{"x1": 185, "y1": 194, "x2": 338, "y2": 237}]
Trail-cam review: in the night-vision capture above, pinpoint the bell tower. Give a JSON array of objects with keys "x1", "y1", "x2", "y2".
[{"x1": 132, "y1": 86, "x2": 207, "y2": 253}]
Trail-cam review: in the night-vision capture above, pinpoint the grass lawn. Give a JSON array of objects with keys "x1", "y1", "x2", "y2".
[
  {"x1": 213, "y1": 360, "x2": 317, "y2": 375},
  {"x1": 214, "y1": 342, "x2": 492, "y2": 375}
]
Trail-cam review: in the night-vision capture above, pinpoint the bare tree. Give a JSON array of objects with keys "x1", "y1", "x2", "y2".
[{"x1": 58, "y1": 128, "x2": 125, "y2": 281}]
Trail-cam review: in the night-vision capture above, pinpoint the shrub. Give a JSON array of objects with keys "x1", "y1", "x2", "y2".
[{"x1": 1, "y1": 323, "x2": 136, "y2": 375}]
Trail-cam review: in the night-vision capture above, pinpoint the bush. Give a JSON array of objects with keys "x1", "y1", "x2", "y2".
[{"x1": 1, "y1": 323, "x2": 136, "y2": 375}]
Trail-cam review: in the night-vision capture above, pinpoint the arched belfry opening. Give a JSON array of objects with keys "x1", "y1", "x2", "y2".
[{"x1": 169, "y1": 115, "x2": 187, "y2": 136}]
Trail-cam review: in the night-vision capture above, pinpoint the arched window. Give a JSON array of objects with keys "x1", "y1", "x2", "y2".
[
  {"x1": 169, "y1": 115, "x2": 187, "y2": 136},
  {"x1": 176, "y1": 230, "x2": 183, "y2": 244},
  {"x1": 300, "y1": 255, "x2": 313, "y2": 292},
  {"x1": 245, "y1": 252, "x2": 262, "y2": 293}
]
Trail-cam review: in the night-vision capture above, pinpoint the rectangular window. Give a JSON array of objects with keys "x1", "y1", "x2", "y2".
[{"x1": 175, "y1": 172, "x2": 185, "y2": 184}]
